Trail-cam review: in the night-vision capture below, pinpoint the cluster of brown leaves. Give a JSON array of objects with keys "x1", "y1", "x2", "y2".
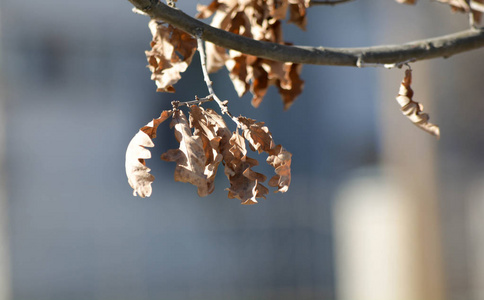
[
  {"x1": 145, "y1": 20, "x2": 197, "y2": 92},
  {"x1": 125, "y1": 106, "x2": 291, "y2": 204},
  {"x1": 395, "y1": 69, "x2": 440, "y2": 138},
  {"x1": 396, "y1": 0, "x2": 484, "y2": 23},
  {"x1": 196, "y1": 0, "x2": 306, "y2": 109}
]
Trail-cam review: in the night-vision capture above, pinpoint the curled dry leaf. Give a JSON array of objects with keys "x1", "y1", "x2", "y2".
[
  {"x1": 197, "y1": 0, "x2": 305, "y2": 108},
  {"x1": 288, "y1": 0, "x2": 310, "y2": 30},
  {"x1": 126, "y1": 108, "x2": 291, "y2": 201},
  {"x1": 267, "y1": 145, "x2": 292, "y2": 193},
  {"x1": 238, "y1": 116, "x2": 292, "y2": 193},
  {"x1": 224, "y1": 131, "x2": 269, "y2": 204},
  {"x1": 189, "y1": 105, "x2": 224, "y2": 193},
  {"x1": 396, "y1": 69, "x2": 440, "y2": 138},
  {"x1": 225, "y1": 50, "x2": 251, "y2": 97},
  {"x1": 238, "y1": 116, "x2": 275, "y2": 153},
  {"x1": 161, "y1": 110, "x2": 211, "y2": 196},
  {"x1": 185, "y1": 107, "x2": 268, "y2": 203},
  {"x1": 277, "y1": 62, "x2": 304, "y2": 110},
  {"x1": 125, "y1": 110, "x2": 173, "y2": 197},
  {"x1": 146, "y1": 20, "x2": 197, "y2": 92}
]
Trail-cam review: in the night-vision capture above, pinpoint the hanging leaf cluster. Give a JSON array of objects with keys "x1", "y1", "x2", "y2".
[
  {"x1": 126, "y1": 105, "x2": 291, "y2": 204},
  {"x1": 125, "y1": 0, "x2": 483, "y2": 202},
  {"x1": 196, "y1": 0, "x2": 306, "y2": 109}
]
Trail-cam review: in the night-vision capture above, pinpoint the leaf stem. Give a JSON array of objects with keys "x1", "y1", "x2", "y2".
[
  {"x1": 195, "y1": 32, "x2": 240, "y2": 127},
  {"x1": 171, "y1": 95, "x2": 214, "y2": 109}
]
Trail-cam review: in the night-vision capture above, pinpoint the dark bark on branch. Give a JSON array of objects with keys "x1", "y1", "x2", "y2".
[{"x1": 129, "y1": 0, "x2": 484, "y2": 67}]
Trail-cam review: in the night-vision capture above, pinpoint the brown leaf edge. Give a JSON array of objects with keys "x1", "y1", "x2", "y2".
[
  {"x1": 125, "y1": 110, "x2": 173, "y2": 197},
  {"x1": 160, "y1": 109, "x2": 212, "y2": 197},
  {"x1": 224, "y1": 131, "x2": 269, "y2": 205},
  {"x1": 238, "y1": 117, "x2": 292, "y2": 193},
  {"x1": 196, "y1": 1, "x2": 305, "y2": 109},
  {"x1": 145, "y1": 20, "x2": 197, "y2": 93},
  {"x1": 126, "y1": 107, "x2": 291, "y2": 204},
  {"x1": 396, "y1": 69, "x2": 440, "y2": 139}
]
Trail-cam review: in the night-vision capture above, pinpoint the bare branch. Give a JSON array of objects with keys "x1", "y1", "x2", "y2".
[{"x1": 128, "y1": 0, "x2": 484, "y2": 67}]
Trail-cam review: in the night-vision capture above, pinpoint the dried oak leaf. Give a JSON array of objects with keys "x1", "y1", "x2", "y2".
[
  {"x1": 248, "y1": 60, "x2": 270, "y2": 108},
  {"x1": 246, "y1": 58, "x2": 304, "y2": 109},
  {"x1": 238, "y1": 116, "x2": 275, "y2": 153},
  {"x1": 145, "y1": 20, "x2": 197, "y2": 92},
  {"x1": 276, "y1": 62, "x2": 304, "y2": 110},
  {"x1": 196, "y1": 1, "x2": 220, "y2": 19},
  {"x1": 161, "y1": 109, "x2": 212, "y2": 197},
  {"x1": 125, "y1": 110, "x2": 173, "y2": 197},
  {"x1": 226, "y1": 50, "x2": 251, "y2": 97},
  {"x1": 189, "y1": 105, "x2": 224, "y2": 193},
  {"x1": 396, "y1": 69, "x2": 440, "y2": 138},
  {"x1": 288, "y1": 0, "x2": 310, "y2": 30},
  {"x1": 268, "y1": 0, "x2": 290, "y2": 20},
  {"x1": 238, "y1": 116, "x2": 292, "y2": 193},
  {"x1": 224, "y1": 131, "x2": 269, "y2": 204},
  {"x1": 267, "y1": 145, "x2": 292, "y2": 193},
  {"x1": 197, "y1": 1, "x2": 305, "y2": 107}
]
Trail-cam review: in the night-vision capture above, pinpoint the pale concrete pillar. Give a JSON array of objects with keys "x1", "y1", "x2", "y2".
[{"x1": 334, "y1": 170, "x2": 421, "y2": 300}]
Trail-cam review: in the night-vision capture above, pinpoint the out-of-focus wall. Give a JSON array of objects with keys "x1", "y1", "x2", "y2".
[{"x1": 1, "y1": 1, "x2": 484, "y2": 300}]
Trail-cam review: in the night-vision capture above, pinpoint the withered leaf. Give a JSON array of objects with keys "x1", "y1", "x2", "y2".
[
  {"x1": 277, "y1": 63, "x2": 304, "y2": 110},
  {"x1": 268, "y1": 0, "x2": 289, "y2": 20},
  {"x1": 238, "y1": 116, "x2": 275, "y2": 153},
  {"x1": 287, "y1": 0, "x2": 310, "y2": 30},
  {"x1": 189, "y1": 105, "x2": 224, "y2": 193},
  {"x1": 195, "y1": 1, "x2": 220, "y2": 19},
  {"x1": 196, "y1": 0, "x2": 305, "y2": 107},
  {"x1": 238, "y1": 116, "x2": 292, "y2": 193},
  {"x1": 145, "y1": 20, "x2": 197, "y2": 92},
  {"x1": 224, "y1": 131, "x2": 269, "y2": 204},
  {"x1": 267, "y1": 145, "x2": 292, "y2": 193},
  {"x1": 161, "y1": 110, "x2": 212, "y2": 196},
  {"x1": 249, "y1": 62, "x2": 270, "y2": 108},
  {"x1": 396, "y1": 69, "x2": 440, "y2": 138},
  {"x1": 225, "y1": 51, "x2": 250, "y2": 97},
  {"x1": 125, "y1": 110, "x2": 173, "y2": 197}
]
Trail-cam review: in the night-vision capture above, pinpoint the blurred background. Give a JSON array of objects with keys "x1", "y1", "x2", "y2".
[{"x1": 1, "y1": 0, "x2": 484, "y2": 299}]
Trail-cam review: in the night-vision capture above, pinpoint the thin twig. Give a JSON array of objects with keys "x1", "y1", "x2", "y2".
[
  {"x1": 128, "y1": 0, "x2": 484, "y2": 67},
  {"x1": 195, "y1": 32, "x2": 240, "y2": 127},
  {"x1": 171, "y1": 95, "x2": 214, "y2": 109},
  {"x1": 309, "y1": 0, "x2": 355, "y2": 6}
]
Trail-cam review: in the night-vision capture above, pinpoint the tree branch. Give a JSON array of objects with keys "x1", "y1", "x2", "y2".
[{"x1": 128, "y1": 0, "x2": 484, "y2": 67}]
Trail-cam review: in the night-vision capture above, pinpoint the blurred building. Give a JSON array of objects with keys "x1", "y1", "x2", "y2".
[{"x1": 0, "y1": 1, "x2": 484, "y2": 300}]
